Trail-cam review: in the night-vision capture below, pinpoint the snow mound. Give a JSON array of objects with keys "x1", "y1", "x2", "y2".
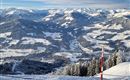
[{"x1": 97, "y1": 62, "x2": 130, "y2": 79}]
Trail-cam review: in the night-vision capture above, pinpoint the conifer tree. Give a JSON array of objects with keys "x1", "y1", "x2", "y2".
[
  {"x1": 116, "y1": 50, "x2": 125, "y2": 64},
  {"x1": 87, "y1": 61, "x2": 93, "y2": 76},
  {"x1": 91, "y1": 57, "x2": 96, "y2": 75},
  {"x1": 95, "y1": 59, "x2": 100, "y2": 74},
  {"x1": 107, "y1": 55, "x2": 113, "y2": 68},
  {"x1": 112, "y1": 53, "x2": 117, "y2": 66}
]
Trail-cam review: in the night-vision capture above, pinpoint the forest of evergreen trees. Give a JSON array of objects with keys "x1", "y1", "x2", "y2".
[{"x1": 55, "y1": 50, "x2": 126, "y2": 76}]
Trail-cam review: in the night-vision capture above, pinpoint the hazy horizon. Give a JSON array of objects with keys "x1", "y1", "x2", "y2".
[{"x1": 0, "y1": 0, "x2": 130, "y2": 9}]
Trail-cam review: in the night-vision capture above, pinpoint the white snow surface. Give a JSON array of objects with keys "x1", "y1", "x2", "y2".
[
  {"x1": 88, "y1": 13, "x2": 100, "y2": 16},
  {"x1": 113, "y1": 11, "x2": 130, "y2": 18},
  {"x1": 21, "y1": 37, "x2": 51, "y2": 45},
  {"x1": 96, "y1": 62, "x2": 130, "y2": 80},
  {"x1": 0, "y1": 49, "x2": 35, "y2": 58},
  {"x1": 0, "y1": 22, "x2": 5, "y2": 25},
  {"x1": 0, "y1": 75, "x2": 99, "y2": 80},
  {"x1": 9, "y1": 40, "x2": 19, "y2": 45},
  {"x1": 44, "y1": 32, "x2": 62, "y2": 41},
  {"x1": 0, "y1": 48, "x2": 47, "y2": 58},
  {"x1": 54, "y1": 52, "x2": 82, "y2": 62},
  {"x1": 65, "y1": 16, "x2": 74, "y2": 21},
  {"x1": 0, "y1": 32, "x2": 12, "y2": 38},
  {"x1": 6, "y1": 10, "x2": 16, "y2": 15},
  {"x1": 122, "y1": 40, "x2": 130, "y2": 47}
]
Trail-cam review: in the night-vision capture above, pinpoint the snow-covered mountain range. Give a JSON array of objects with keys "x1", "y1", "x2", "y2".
[{"x1": 0, "y1": 8, "x2": 130, "y2": 63}]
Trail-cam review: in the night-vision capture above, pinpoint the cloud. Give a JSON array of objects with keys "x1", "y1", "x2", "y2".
[
  {"x1": 23, "y1": 0, "x2": 129, "y2": 8},
  {"x1": 2, "y1": 0, "x2": 130, "y2": 9},
  {"x1": 25, "y1": 0, "x2": 129, "y2": 4},
  {"x1": 23, "y1": 0, "x2": 90, "y2": 5}
]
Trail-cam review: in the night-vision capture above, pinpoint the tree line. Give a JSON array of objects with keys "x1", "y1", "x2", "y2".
[{"x1": 54, "y1": 49, "x2": 126, "y2": 76}]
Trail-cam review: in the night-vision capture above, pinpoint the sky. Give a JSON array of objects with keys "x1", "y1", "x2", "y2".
[{"x1": 0, "y1": 0, "x2": 130, "y2": 9}]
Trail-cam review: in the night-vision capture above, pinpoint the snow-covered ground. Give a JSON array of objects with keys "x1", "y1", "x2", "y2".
[
  {"x1": 0, "y1": 49, "x2": 40, "y2": 58},
  {"x1": 54, "y1": 52, "x2": 82, "y2": 62},
  {"x1": 43, "y1": 32, "x2": 62, "y2": 41},
  {"x1": 0, "y1": 32, "x2": 11, "y2": 38},
  {"x1": 21, "y1": 37, "x2": 51, "y2": 45},
  {"x1": 0, "y1": 75, "x2": 99, "y2": 80},
  {"x1": 96, "y1": 62, "x2": 130, "y2": 80}
]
